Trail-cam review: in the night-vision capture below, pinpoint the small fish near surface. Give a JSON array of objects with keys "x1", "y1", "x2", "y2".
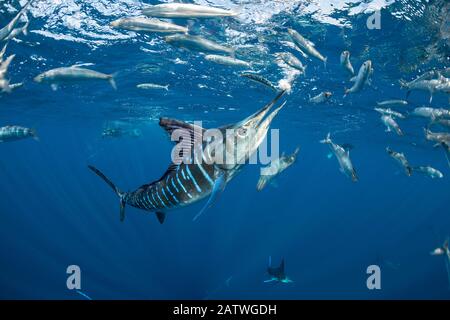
[
  {"x1": 412, "y1": 166, "x2": 444, "y2": 179},
  {"x1": 340, "y1": 50, "x2": 354, "y2": 76},
  {"x1": 344, "y1": 60, "x2": 373, "y2": 97},
  {"x1": 381, "y1": 115, "x2": 403, "y2": 136},
  {"x1": 0, "y1": 54, "x2": 15, "y2": 79},
  {"x1": 3, "y1": 20, "x2": 29, "y2": 42},
  {"x1": 34, "y1": 64, "x2": 117, "y2": 91},
  {"x1": 412, "y1": 107, "x2": 450, "y2": 120},
  {"x1": 0, "y1": 0, "x2": 33, "y2": 42},
  {"x1": 142, "y1": 3, "x2": 238, "y2": 19},
  {"x1": 110, "y1": 17, "x2": 188, "y2": 34},
  {"x1": 0, "y1": 125, "x2": 38, "y2": 142},
  {"x1": 0, "y1": 54, "x2": 15, "y2": 93},
  {"x1": 376, "y1": 100, "x2": 408, "y2": 107},
  {"x1": 0, "y1": 43, "x2": 8, "y2": 63},
  {"x1": 309, "y1": 91, "x2": 332, "y2": 104},
  {"x1": 165, "y1": 34, "x2": 235, "y2": 56},
  {"x1": 204, "y1": 55, "x2": 251, "y2": 68},
  {"x1": 240, "y1": 73, "x2": 278, "y2": 92},
  {"x1": 424, "y1": 128, "x2": 450, "y2": 145},
  {"x1": 137, "y1": 83, "x2": 169, "y2": 91},
  {"x1": 431, "y1": 117, "x2": 450, "y2": 129},
  {"x1": 275, "y1": 52, "x2": 306, "y2": 74},
  {"x1": 374, "y1": 108, "x2": 406, "y2": 119},
  {"x1": 320, "y1": 133, "x2": 358, "y2": 182},
  {"x1": 399, "y1": 75, "x2": 448, "y2": 103},
  {"x1": 287, "y1": 28, "x2": 327, "y2": 66},
  {"x1": 386, "y1": 147, "x2": 412, "y2": 176},
  {"x1": 256, "y1": 147, "x2": 300, "y2": 191},
  {"x1": 265, "y1": 257, "x2": 293, "y2": 284},
  {"x1": 88, "y1": 91, "x2": 287, "y2": 224}
]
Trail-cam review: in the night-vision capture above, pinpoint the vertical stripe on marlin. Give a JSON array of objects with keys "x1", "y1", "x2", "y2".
[
  {"x1": 146, "y1": 193, "x2": 156, "y2": 209},
  {"x1": 170, "y1": 178, "x2": 180, "y2": 193},
  {"x1": 156, "y1": 188, "x2": 168, "y2": 208},
  {"x1": 186, "y1": 165, "x2": 202, "y2": 193},
  {"x1": 135, "y1": 194, "x2": 146, "y2": 209},
  {"x1": 141, "y1": 195, "x2": 152, "y2": 210},
  {"x1": 165, "y1": 184, "x2": 180, "y2": 204},
  {"x1": 195, "y1": 150, "x2": 215, "y2": 187},
  {"x1": 151, "y1": 191, "x2": 160, "y2": 209},
  {"x1": 161, "y1": 186, "x2": 175, "y2": 207},
  {"x1": 176, "y1": 167, "x2": 193, "y2": 199}
]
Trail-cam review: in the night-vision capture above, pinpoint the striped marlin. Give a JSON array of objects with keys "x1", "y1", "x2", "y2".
[{"x1": 88, "y1": 91, "x2": 287, "y2": 224}]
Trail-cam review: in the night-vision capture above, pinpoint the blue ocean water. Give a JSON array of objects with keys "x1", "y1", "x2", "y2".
[{"x1": 0, "y1": 0, "x2": 449, "y2": 299}]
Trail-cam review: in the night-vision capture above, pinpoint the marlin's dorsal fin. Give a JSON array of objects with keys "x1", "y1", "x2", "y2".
[
  {"x1": 159, "y1": 118, "x2": 205, "y2": 149},
  {"x1": 192, "y1": 170, "x2": 227, "y2": 221}
]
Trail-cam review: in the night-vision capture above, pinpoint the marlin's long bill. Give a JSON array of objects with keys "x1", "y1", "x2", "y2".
[{"x1": 88, "y1": 91, "x2": 287, "y2": 224}]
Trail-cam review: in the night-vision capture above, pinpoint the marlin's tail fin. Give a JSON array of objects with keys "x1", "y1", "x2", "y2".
[
  {"x1": 88, "y1": 165, "x2": 126, "y2": 221},
  {"x1": 320, "y1": 133, "x2": 331, "y2": 144}
]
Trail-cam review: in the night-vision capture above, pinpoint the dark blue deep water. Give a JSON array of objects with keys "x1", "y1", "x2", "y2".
[{"x1": 0, "y1": 0, "x2": 449, "y2": 299}]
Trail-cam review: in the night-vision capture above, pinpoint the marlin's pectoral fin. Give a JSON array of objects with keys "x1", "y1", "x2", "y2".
[
  {"x1": 155, "y1": 211, "x2": 166, "y2": 224},
  {"x1": 192, "y1": 171, "x2": 227, "y2": 222}
]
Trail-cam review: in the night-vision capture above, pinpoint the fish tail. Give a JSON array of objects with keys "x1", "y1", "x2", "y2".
[
  {"x1": 406, "y1": 166, "x2": 413, "y2": 176},
  {"x1": 30, "y1": 128, "x2": 39, "y2": 141},
  {"x1": 108, "y1": 75, "x2": 117, "y2": 90},
  {"x1": 343, "y1": 88, "x2": 349, "y2": 98},
  {"x1": 256, "y1": 175, "x2": 269, "y2": 191},
  {"x1": 165, "y1": 85, "x2": 169, "y2": 91},
  {"x1": 320, "y1": 133, "x2": 331, "y2": 144},
  {"x1": 22, "y1": 21, "x2": 30, "y2": 36},
  {"x1": 323, "y1": 57, "x2": 327, "y2": 70},
  {"x1": 399, "y1": 79, "x2": 407, "y2": 88},
  {"x1": 88, "y1": 165, "x2": 126, "y2": 221}
]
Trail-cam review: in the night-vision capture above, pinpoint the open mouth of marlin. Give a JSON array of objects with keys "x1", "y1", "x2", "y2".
[{"x1": 88, "y1": 90, "x2": 287, "y2": 224}]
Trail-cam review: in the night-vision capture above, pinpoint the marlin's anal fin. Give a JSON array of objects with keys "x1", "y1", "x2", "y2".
[
  {"x1": 192, "y1": 170, "x2": 227, "y2": 222},
  {"x1": 155, "y1": 211, "x2": 166, "y2": 224}
]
